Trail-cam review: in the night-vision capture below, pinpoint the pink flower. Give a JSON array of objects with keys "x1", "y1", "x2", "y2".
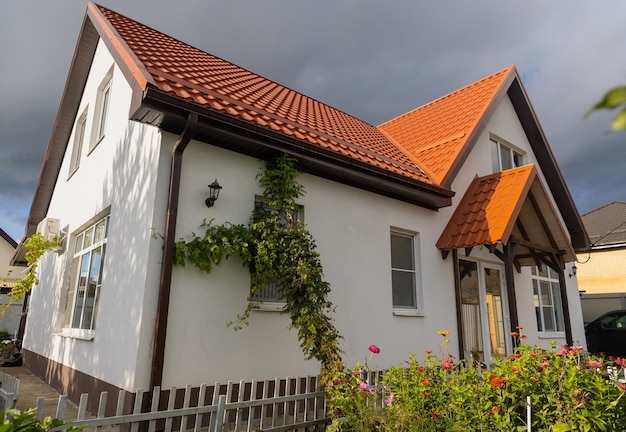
[
  {"x1": 368, "y1": 344, "x2": 380, "y2": 354},
  {"x1": 618, "y1": 382, "x2": 626, "y2": 391},
  {"x1": 384, "y1": 393, "x2": 395, "y2": 406},
  {"x1": 359, "y1": 382, "x2": 368, "y2": 391},
  {"x1": 369, "y1": 388, "x2": 376, "y2": 395},
  {"x1": 588, "y1": 360, "x2": 602, "y2": 369}
]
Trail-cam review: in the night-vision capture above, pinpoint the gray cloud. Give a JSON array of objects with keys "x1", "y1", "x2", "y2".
[{"x1": 1, "y1": 0, "x2": 625, "y2": 241}]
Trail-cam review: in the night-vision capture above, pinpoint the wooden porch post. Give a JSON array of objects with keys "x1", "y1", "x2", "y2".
[
  {"x1": 556, "y1": 257, "x2": 574, "y2": 346},
  {"x1": 503, "y1": 243, "x2": 519, "y2": 347},
  {"x1": 452, "y1": 249, "x2": 465, "y2": 360}
]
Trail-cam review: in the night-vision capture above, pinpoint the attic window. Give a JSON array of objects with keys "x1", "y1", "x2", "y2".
[
  {"x1": 68, "y1": 110, "x2": 88, "y2": 177},
  {"x1": 90, "y1": 67, "x2": 114, "y2": 152},
  {"x1": 490, "y1": 137, "x2": 524, "y2": 172}
]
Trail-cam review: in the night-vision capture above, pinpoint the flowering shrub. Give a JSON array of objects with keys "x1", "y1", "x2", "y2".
[{"x1": 328, "y1": 330, "x2": 626, "y2": 431}]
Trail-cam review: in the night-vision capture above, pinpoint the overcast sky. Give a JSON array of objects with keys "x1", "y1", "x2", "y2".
[{"x1": 1, "y1": 1, "x2": 625, "y2": 242}]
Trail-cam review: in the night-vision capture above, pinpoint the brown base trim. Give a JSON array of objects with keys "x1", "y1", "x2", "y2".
[{"x1": 23, "y1": 349, "x2": 135, "y2": 416}]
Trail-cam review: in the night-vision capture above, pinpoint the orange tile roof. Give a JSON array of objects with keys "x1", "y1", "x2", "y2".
[
  {"x1": 378, "y1": 66, "x2": 515, "y2": 186},
  {"x1": 436, "y1": 165, "x2": 536, "y2": 250},
  {"x1": 92, "y1": 3, "x2": 434, "y2": 184}
]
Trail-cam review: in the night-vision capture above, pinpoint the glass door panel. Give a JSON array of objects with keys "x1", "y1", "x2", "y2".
[
  {"x1": 484, "y1": 267, "x2": 506, "y2": 358},
  {"x1": 459, "y1": 260, "x2": 483, "y2": 362}
]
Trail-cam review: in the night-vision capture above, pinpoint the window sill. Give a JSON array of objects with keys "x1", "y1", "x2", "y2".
[
  {"x1": 393, "y1": 309, "x2": 423, "y2": 317},
  {"x1": 57, "y1": 328, "x2": 95, "y2": 341},
  {"x1": 251, "y1": 301, "x2": 286, "y2": 312},
  {"x1": 537, "y1": 332, "x2": 566, "y2": 340}
]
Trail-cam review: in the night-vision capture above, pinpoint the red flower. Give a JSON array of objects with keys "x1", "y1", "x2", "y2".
[
  {"x1": 491, "y1": 377, "x2": 506, "y2": 389},
  {"x1": 418, "y1": 366, "x2": 426, "y2": 372},
  {"x1": 420, "y1": 378, "x2": 429, "y2": 386},
  {"x1": 368, "y1": 344, "x2": 380, "y2": 354},
  {"x1": 431, "y1": 410, "x2": 441, "y2": 419},
  {"x1": 442, "y1": 364, "x2": 452, "y2": 370}
]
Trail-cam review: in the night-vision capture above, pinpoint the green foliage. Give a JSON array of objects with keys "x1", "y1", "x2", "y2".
[
  {"x1": 1, "y1": 233, "x2": 61, "y2": 317},
  {"x1": 0, "y1": 408, "x2": 84, "y2": 431},
  {"x1": 586, "y1": 85, "x2": 626, "y2": 130},
  {"x1": 174, "y1": 154, "x2": 343, "y2": 383},
  {"x1": 327, "y1": 330, "x2": 626, "y2": 431}
]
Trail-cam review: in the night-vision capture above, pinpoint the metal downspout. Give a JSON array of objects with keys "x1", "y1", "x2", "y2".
[{"x1": 150, "y1": 112, "x2": 198, "y2": 390}]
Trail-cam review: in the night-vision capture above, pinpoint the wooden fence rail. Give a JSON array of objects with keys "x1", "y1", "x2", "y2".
[
  {"x1": 35, "y1": 376, "x2": 329, "y2": 432},
  {"x1": 0, "y1": 371, "x2": 20, "y2": 410}
]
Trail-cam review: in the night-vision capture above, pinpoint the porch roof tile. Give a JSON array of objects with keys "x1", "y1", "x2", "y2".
[{"x1": 437, "y1": 165, "x2": 535, "y2": 250}]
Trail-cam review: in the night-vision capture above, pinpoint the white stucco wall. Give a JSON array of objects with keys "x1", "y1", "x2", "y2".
[
  {"x1": 24, "y1": 38, "x2": 164, "y2": 392},
  {"x1": 161, "y1": 142, "x2": 457, "y2": 386}
]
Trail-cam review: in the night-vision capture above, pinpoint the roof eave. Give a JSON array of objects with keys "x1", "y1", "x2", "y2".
[
  {"x1": 15, "y1": 10, "x2": 101, "y2": 262},
  {"x1": 507, "y1": 78, "x2": 591, "y2": 251},
  {"x1": 134, "y1": 86, "x2": 455, "y2": 210}
]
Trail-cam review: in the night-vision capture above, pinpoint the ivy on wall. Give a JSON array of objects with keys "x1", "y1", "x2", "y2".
[
  {"x1": 174, "y1": 154, "x2": 344, "y2": 382},
  {"x1": 1, "y1": 233, "x2": 61, "y2": 316}
]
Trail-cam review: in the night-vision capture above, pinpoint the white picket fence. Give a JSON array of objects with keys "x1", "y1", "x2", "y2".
[
  {"x1": 35, "y1": 376, "x2": 329, "y2": 432},
  {"x1": 0, "y1": 371, "x2": 20, "y2": 410}
]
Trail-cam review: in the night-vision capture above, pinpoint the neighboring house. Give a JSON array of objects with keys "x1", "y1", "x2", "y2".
[
  {"x1": 577, "y1": 201, "x2": 626, "y2": 322},
  {"x1": 0, "y1": 228, "x2": 25, "y2": 337},
  {"x1": 16, "y1": 2, "x2": 589, "y2": 410}
]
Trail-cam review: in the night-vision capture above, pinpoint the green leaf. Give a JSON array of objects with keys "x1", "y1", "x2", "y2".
[
  {"x1": 586, "y1": 86, "x2": 626, "y2": 116},
  {"x1": 552, "y1": 422, "x2": 571, "y2": 432},
  {"x1": 612, "y1": 107, "x2": 626, "y2": 130}
]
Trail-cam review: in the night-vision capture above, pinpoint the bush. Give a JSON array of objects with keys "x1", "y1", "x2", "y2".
[
  {"x1": 0, "y1": 408, "x2": 84, "y2": 431},
  {"x1": 327, "y1": 330, "x2": 626, "y2": 431}
]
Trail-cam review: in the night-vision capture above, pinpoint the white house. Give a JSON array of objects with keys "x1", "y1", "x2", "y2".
[
  {"x1": 0, "y1": 228, "x2": 25, "y2": 338},
  {"x1": 16, "y1": 2, "x2": 589, "y2": 412}
]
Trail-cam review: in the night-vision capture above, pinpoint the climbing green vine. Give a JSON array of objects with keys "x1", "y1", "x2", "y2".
[
  {"x1": 174, "y1": 154, "x2": 344, "y2": 383},
  {"x1": 1, "y1": 233, "x2": 61, "y2": 316}
]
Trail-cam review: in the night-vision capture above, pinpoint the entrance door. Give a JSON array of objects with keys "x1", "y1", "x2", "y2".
[{"x1": 459, "y1": 259, "x2": 511, "y2": 365}]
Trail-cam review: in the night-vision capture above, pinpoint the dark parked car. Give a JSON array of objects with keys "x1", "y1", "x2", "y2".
[{"x1": 585, "y1": 310, "x2": 626, "y2": 358}]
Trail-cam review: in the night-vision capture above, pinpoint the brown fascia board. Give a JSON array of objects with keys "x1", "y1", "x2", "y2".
[
  {"x1": 12, "y1": 14, "x2": 100, "y2": 266},
  {"x1": 507, "y1": 79, "x2": 590, "y2": 251},
  {"x1": 133, "y1": 86, "x2": 455, "y2": 210}
]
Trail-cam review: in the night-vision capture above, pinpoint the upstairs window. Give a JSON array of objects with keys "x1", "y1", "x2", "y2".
[
  {"x1": 532, "y1": 264, "x2": 565, "y2": 333},
  {"x1": 90, "y1": 69, "x2": 113, "y2": 152},
  {"x1": 64, "y1": 216, "x2": 109, "y2": 332},
  {"x1": 390, "y1": 229, "x2": 422, "y2": 314},
  {"x1": 491, "y1": 137, "x2": 524, "y2": 172},
  {"x1": 68, "y1": 110, "x2": 87, "y2": 177}
]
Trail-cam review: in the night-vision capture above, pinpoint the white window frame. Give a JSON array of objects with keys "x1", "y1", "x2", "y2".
[
  {"x1": 62, "y1": 215, "x2": 109, "y2": 338},
  {"x1": 532, "y1": 264, "x2": 565, "y2": 335},
  {"x1": 250, "y1": 196, "x2": 304, "y2": 311},
  {"x1": 490, "y1": 136, "x2": 524, "y2": 172},
  {"x1": 68, "y1": 109, "x2": 88, "y2": 177},
  {"x1": 90, "y1": 69, "x2": 113, "y2": 152},
  {"x1": 390, "y1": 229, "x2": 422, "y2": 316}
]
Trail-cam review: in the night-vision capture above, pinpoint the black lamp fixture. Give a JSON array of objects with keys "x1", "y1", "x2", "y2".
[
  {"x1": 569, "y1": 265, "x2": 577, "y2": 278},
  {"x1": 205, "y1": 179, "x2": 222, "y2": 208}
]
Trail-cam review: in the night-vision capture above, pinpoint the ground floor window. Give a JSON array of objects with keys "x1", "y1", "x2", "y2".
[
  {"x1": 64, "y1": 216, "x2": 108, "y2": 330},
  {"x1": 532, "y1": 264, "x2": 564, "y2": 333}
]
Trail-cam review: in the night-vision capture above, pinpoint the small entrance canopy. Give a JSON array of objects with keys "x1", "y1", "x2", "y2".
[
  {"x1": 437, "y1": 164, "x2": 576, "y2": 271},
  {"x1": 437, "y1": 164, "x2": 577, "y2": 347}
]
